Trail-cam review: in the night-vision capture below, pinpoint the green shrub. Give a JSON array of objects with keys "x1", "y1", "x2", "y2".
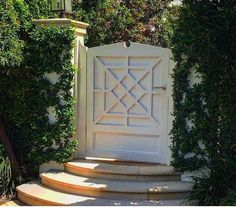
[
  {"x1": 170, "y1": 0, "x2": 236, "y2": 205},
  {"x1": 220, "y1": 187, "x2": 236, "y2": 206},
  {"x1": 0, "y1": 157, "x2": 23, "y2": 198},
  {"x1": 189, "y1": 167, "x2": 235, "y2": 205}
]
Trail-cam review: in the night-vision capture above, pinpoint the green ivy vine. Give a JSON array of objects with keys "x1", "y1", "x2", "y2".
[
  {"x1": 170, "y1": 0, "x2": 236, "y2": 205},
  {"x1": 23, "y1": 25, "x2": 77, "y2": 165},
  {"x1": 1, "y1": 25, "x2": 78, "y2": 174}
]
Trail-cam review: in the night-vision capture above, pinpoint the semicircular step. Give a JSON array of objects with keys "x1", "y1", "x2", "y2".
[
  {"x1": 40, "y1": 171, "x2": 193, "y2": 200},
  {"x1": 64, "y1": 160, "x2": 181, "y2": 181},
  {"x1": 16, "y1": 181, "x2": 189, "y2": 206}
]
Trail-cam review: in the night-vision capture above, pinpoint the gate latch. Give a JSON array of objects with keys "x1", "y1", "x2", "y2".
[{"x1": 154, "y1": 84, "x2": 167, "y2": 90}]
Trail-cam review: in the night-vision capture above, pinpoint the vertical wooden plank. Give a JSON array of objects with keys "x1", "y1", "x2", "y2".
[
  {"x1": 124, "y1": 56, "x2": 129, "y2": 126},
  {"x1": 76, "y1": 41, "x2": 87, "y2": 158}
]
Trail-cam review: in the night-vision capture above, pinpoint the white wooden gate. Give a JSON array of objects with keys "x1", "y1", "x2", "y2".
[{"x1": 78, "y1": 42, "x2": 172, "y2": 164}]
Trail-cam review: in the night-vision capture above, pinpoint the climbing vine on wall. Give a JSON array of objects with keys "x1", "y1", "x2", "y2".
[
  {"x1": 1, "y1": 24, "x2": 77, "y2": 174},
  {"x1": 0, "y1": 0, "x2": 77, "y2": 176},
  {"x1": 22, "y1": 25, "x2": 77, "y2": 165},
  {"x1": 170, "y1": 0, "x2": 236, "y2": 205}
]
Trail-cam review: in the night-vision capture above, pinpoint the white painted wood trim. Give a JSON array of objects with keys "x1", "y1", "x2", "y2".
[
  {"x1": 86, "y1": 47, "x2": 94, "y2": 158},
  {"x1": 76, "y1": 42, "x2": 87, "y2": 158}
]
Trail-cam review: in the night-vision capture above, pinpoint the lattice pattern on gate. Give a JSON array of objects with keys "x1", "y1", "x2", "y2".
[{"x1": 93, "y1": 56, "x2": 162, "y2": 128}]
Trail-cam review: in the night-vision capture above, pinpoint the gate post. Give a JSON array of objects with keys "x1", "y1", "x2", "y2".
[{"x1": 33, "y1": 18, "x2": 89, "y2": 172}]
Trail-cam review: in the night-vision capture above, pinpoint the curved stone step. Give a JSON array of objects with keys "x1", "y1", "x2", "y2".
[
  {"x1": 65, "y1": 160, "x2": 181, "y2": 181},
  {"x1": 16, "y1": 182, "x2": 188, "y2": 206},
  {"x1": 40, "y1": 171, "x2": 193, "y2": 200}
]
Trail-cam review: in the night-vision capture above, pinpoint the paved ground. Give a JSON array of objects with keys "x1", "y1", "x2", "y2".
[{"x1": 0, "y1": 199, "x2": 193, "y2": 206}]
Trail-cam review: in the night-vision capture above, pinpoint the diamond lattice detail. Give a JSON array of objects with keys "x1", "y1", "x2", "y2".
[{"x1": 93, "y1": 56, "x2": 160, "y2": 127}]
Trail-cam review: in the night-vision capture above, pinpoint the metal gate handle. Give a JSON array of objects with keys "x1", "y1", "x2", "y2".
[{"x1": 154, "y1": 84, "x2": 167, "y2": 90}]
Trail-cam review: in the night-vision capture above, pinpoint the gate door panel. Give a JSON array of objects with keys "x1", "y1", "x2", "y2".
[{"x1": 86, "y1": 42, "x2": 169, "y2": 164}]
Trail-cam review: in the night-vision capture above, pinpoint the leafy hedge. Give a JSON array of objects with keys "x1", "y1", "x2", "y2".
[{"x1": 170, "y1": 0, "x2": 236, "y2": 205}]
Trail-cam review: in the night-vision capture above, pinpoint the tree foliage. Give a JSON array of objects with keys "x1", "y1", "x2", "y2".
[
  {"x1": 170, "y1": 0, "x2": 236, "y2": 205},
  {"x1": 0, "y1": 0, "x2": 25, "y2": 67},
  {"x1": 73, "y1": 0, "x2": 171, "y2": 47}
]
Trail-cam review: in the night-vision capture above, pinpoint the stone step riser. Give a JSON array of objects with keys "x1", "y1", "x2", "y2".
[
  {"x1": 17, "y1": 192, "x2": 62, "y2": 206},
  {"x1": 41, "y1": 176, "x2": 191, "y2": 200},
  {"x1": 65, "y1": 165, "x2": 181, "y2": 182}
]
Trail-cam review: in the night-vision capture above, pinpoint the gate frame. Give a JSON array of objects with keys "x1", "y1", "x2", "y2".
[{"x1": 76, "y1": 42, "x2": 175, "y2": 165}]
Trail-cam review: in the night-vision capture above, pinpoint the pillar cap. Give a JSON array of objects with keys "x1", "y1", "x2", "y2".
[{"x1": 33, "y1": 18, "x2": 89, "y2": 36}]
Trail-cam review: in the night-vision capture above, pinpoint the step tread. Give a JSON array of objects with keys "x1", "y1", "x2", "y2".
[
  {"x1": 66, "y1": 159, "x2": 180, "y2": 176},
  {"x1": 41, "y1": 171, "x2": 193, "y2": 193},
  {"x1": 16, "y1": 182, "x2": 188, "y2": 206}
]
